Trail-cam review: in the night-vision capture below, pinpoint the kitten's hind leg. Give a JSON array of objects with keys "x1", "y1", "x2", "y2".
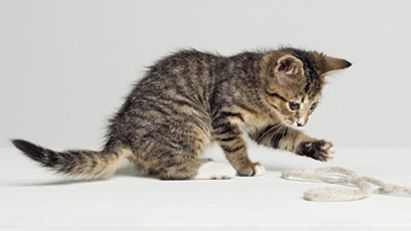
[
  {"x1": 131, "y1": 133, "x2": 237, "y2": 180},
  {"x1": 131, "y1": 119, "x2": 232, "y2": 180}
]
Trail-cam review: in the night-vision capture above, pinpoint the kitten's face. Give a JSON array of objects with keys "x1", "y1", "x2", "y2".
[
  {"x1": 259, "y1": 48, "x2": 351, "y2": 127},
  {"x1": 263, "y1": 90, "x2": 321, "y2": 127}
]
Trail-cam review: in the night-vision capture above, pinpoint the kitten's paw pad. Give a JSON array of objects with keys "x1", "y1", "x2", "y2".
[
  {"x1": 194, "y1": 162, "x2": 236, "y2": 180},
  {"x1": 237, "y1": 162, "x2": 265, "y2": 177},
  {"x1": 297, "y1": 140, "x2": 334, "y2": 161}
]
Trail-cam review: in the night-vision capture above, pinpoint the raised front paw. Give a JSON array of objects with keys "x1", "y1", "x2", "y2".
[
  {"x1": 296, "y1": 140, "x2": 335, "y2": 161},
  {"x1": 236, "y1": 162, "x2": 266, "y2": 177}
]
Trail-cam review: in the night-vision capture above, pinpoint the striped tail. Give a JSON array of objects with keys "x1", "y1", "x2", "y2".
[{"x1": 12, "y1": 139, "x2": 128, "y2": 179}]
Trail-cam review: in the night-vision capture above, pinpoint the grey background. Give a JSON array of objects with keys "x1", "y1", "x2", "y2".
[{"x1": 1, "y1": 0, "x2": 410, "y2": 149}]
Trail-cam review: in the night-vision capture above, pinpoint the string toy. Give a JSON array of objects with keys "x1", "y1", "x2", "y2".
[{"x1": 281, "y1": 167, "x2": 411, "y2": 202}]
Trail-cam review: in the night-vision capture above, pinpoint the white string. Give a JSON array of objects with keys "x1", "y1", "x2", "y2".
[{"x1": 281, "y1": 167, "x2": 411, "y2": 202}]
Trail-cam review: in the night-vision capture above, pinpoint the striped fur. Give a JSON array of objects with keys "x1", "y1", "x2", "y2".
[
  {"x1": 12, "y1": 48, "x2": 350, "y2": 180},
  {"x1": 12, "y1": 139, "x2": 130, "y2": 178}
]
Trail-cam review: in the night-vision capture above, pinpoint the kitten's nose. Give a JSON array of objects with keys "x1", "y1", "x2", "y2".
[{"x1": 296, "y1": 118, "x2": 306, "y2": 127}]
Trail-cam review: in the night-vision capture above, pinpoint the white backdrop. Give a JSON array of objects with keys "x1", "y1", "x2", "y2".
[{"x1": 1, "y1": 0, "x2": 410, "y2": 149}]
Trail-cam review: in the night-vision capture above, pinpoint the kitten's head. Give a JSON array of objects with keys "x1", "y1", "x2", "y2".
[{"x1": 259, "y1": 48, "x2": 351, "y2": 127}]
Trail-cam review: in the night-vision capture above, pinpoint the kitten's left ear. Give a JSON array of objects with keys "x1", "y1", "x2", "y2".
[{"x1": 315, "y1": 53, "x2": 352, "y2": 75}]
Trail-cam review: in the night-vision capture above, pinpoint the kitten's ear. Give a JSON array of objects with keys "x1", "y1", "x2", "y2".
[
  {"x1": 272, "y1": 54, "x2": 305, "y2": 87},
  {"x1": 261, "y1": 53, "x2": 305, "y2": 87},
  {"x1": 274, "y1": 54, "x2": 305, "y2": 77},
  {"x1": 316, "y1": 54, "x2": 352, "y2": 75}
]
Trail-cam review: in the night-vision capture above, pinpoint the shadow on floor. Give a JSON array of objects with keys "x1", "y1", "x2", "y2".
[
  {"x1": 9, "y1": 164, "x2": 151, "y2": 187},
  {"x1": 9, "y1": 162, "x2": 302, "y2": 187},
  {"x1": 264, "y1": 164, "x2": 303, "y2": 172}
]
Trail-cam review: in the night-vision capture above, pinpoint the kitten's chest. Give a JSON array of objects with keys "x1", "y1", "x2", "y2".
[{"x1": 232, "y1": 106, "x2": 279, "y2": 134}]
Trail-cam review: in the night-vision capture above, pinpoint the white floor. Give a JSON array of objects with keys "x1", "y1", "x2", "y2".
[{"x1": 1, "y1": 145, "x2": 411, "y2": 230}]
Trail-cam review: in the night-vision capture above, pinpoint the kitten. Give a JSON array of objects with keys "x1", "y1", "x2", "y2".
[{"x1": 12, "y1": 47, "x2": 351, "y2": 180}]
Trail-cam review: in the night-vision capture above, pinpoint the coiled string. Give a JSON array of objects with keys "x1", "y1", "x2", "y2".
[{"x1": 281, "y1": 167, "x2": 411, "y2": 202}]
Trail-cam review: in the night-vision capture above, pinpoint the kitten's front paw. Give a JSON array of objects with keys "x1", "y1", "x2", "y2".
[
  {"x1": 237, "y1": 162, "x2": 266, "y2": 176},
  {"x1": 296, "y1": 140, "x2": 335, "y2": 161}
]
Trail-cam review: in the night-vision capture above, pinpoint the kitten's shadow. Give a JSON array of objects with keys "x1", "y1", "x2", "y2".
[
  {"x1": 10, "y1": 165, "x2": 150, "y2": 187},
  {"x1": 264, "y1": 164, "x2": 301, "y2": 172},
  {"x1": 12, "y1": 163, "x2": 304, "y2": 186}
]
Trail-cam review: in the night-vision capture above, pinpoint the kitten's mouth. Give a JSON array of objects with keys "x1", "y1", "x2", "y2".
[
  {"x1": 284, "y1": 120, "x2": 306, "y2": 128},
  {"x1": 283, "y1": 120, "x2": 296, "y2": 128}
]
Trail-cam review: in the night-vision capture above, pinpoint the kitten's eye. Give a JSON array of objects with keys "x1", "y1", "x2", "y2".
[{"x1": 288, "y1": 102, "x2": 300, "y2": 111}]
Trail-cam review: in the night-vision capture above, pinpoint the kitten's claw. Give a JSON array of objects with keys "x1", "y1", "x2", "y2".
[
  {"x1": 297, "y1": 140, "x2": 334, "y2": 161},
  {"x1": 254, "y1": 164, "x2": 266, "y2": 176},
  {"x1": 237, "y1": 162, "x2": 266, "y2": 177},
  {"x1": 201, "y1": 158, "x2": 214, "y2": 163}
]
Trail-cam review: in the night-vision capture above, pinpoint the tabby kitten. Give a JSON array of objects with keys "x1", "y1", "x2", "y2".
[{"x1": 12, "y1": 47, "x2": 351, "y2": 180}]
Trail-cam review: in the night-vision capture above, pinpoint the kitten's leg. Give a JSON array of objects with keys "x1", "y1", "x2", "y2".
[
  {"x1": 128, "y1": 120, "x2": 237, "y2": 180},
  {"x1": 212, "y1": 114, "x2": 265, "y2": 176},
  {"x1": 133, "y1": 144, "x2": 236, "y2": 180},
  {"x1": 250, "y1": 124, "x2": 335, "y2": 161}
]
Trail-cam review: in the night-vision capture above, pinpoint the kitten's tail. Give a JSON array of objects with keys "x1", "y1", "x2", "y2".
[{"x1": 11, "y1": 139, "x2": 131, "y2": 179}]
